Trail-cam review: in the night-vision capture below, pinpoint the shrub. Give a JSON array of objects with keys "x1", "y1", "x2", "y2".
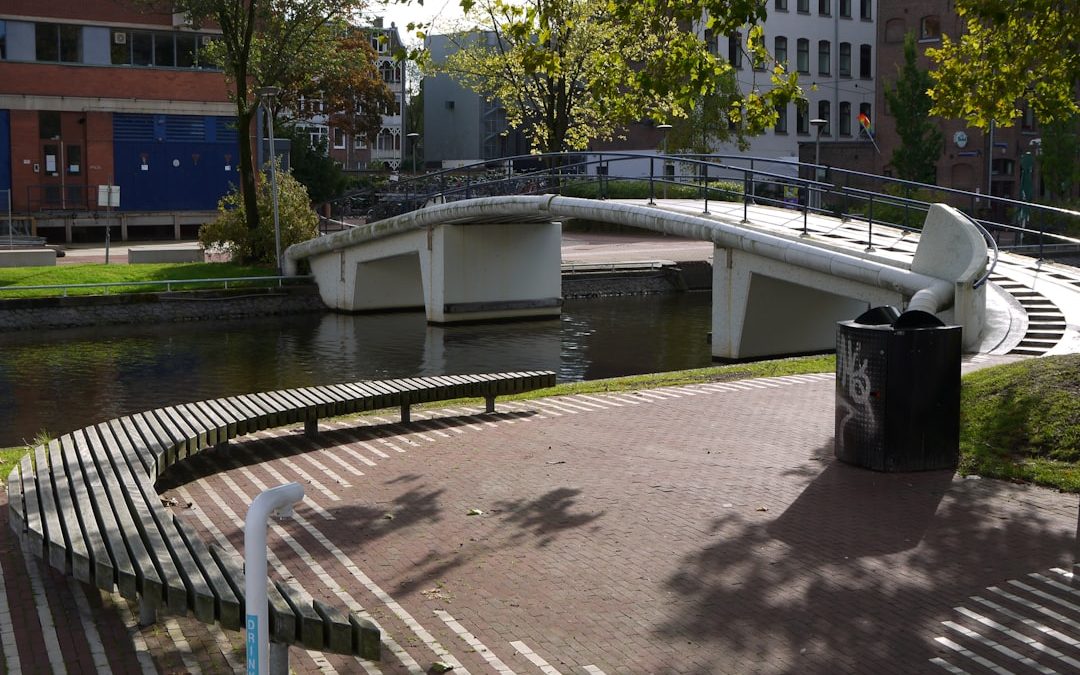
[{"x1": 199, "y1": 161, "x2": 319, "y2": 266}]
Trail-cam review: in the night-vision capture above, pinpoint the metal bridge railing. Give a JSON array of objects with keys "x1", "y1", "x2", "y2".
[{"x1": 0, "y1": 275, "x2": 313, "y2": 298}]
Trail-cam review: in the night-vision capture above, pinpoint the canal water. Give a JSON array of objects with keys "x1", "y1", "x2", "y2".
[{"x1": 0, "y1": 293, "x2": 712, "y2": 447}]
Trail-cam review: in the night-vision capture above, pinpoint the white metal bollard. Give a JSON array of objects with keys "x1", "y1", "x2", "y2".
[{"x1": 245, "y1": 482, "x2": 304, "y2": 675}]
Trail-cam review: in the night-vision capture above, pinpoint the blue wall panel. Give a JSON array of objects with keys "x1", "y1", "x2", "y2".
[
  {"x1": 0, "y1": 110, "x2": 11, "y2": 194},
  {"x1": 113, "y1": 114, "x2": 240, "y2": 211}
]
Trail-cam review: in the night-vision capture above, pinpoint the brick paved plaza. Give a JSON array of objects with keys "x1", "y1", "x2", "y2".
[{"x1": 3, "y1": 374, "x2": 1079, "y2": 674}]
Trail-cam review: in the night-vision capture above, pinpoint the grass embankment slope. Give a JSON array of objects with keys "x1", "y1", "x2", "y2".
[
  {"x1": 2, "y1": 354, "x2": 1078, "y2": 493},
  {"x1": 960, "y1": 354, "x2": 1080, "y2": 492},
  {"x1": 0, "y1": 262, "x2": 281, "y2": 298}
]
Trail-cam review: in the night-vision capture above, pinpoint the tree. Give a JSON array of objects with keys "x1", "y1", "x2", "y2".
[
  {"x1": 927, "y1": 0, "x2": 1080, "y2": 129},
  {"x1": 883, "y1": 33, "x2": 943, "y2": 184},
  {"x1": 152, "y1": 1, "x2": 390, "y2": 256},
  {"x1": 664, "y1": 76, "x2": 745, "y2": 154},
  {"x1": 278, "y1": 126, "x2": 350, "y2": 204},
  {"x1": 426, "y1": 0, "x2": 799, "y2": 154},
  {"x1": 1038, "y1": 114, "x2": 1080, "y2": 203}
]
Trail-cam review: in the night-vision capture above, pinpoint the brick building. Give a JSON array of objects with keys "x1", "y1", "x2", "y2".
[{"x1": 0, "y1": 0, "x2": 236, "y2": 226}]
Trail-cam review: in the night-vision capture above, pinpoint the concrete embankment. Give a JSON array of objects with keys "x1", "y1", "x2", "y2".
[{"x1": 0, "y1": 262, "x2": 713, "y2": 332}]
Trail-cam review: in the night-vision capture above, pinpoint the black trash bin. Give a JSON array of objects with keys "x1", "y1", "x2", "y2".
[{"x1": 834, "y1": 306, "x2": 961, "y2": 472}]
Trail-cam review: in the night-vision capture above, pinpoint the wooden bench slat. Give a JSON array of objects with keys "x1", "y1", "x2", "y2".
[
  {"x1": 216, "y1": 396, "x2": 256, "y2": 436},
  {"x1": 177, "y1": 403, "x2": 219, "y2": 450},
  {"x1": 200, "y1": 399, "x2": 239, "y2": 440},
  {"x1": 58, "y1": 435, "x2": 114, "y2": 590},
  {"x1": 34, "y1": 442, "x2": 68, "y2": 573},
  {"x1": 70, "y1": 429, "x2": 138, "y2": 598},
  {"x1": 18, "y1": 455, "x2": 43, "y2": 557},
  {"x1": 229, "y1": 394, "x2": 272, "y2": 433},
  {"x1": 209, "y1": 545, "x2": 297, "y2": 644},
  {"x1": 312, "y1": 598, "x2": 353, "y2": 654},
  {"x1": 45, "y1": 438, "x2": 91, "y2": 582},
  {"x1": 83, "y1": 425, "x2": 166, "y2": 606},
  {"x1": 337, "y1": 382, "x2": 388, "y2": 411},
  {"x1": 294, "y1": 386, "x2": 335, "y2": 417},
  {"x1": 104, "y1": 418, "x2": 209, "y2": 618},
  {"x1": 150, "y1": 407, "x2": 197, "y2": 461},
  {"x1": 167, "y1": 405, "x2": 212, "y2": 455},
  {"x1": 258, "y1": 391, "x2": 304, "y2": 425},
  {"x1": 115, "y1": 416, "x2": 161, "y2": 477},
  {"x1": 275, "y1": 581, "x2": 325, "y2": 650},
  {"x1": 131, "y1": 410, "x2": 176, "y2": 475},
  {"x1": 173, "y1": 516, "x2": 241, "y2": 630},
  {"x1": 189, "y1": 401, "x2": 230, "y2": 448},
  {"x1": 6, "y1": 453, "x2": 25, "y2": 537},
  {"x1": 351, "y1": 614, "x2": 382, "y2": 660}
]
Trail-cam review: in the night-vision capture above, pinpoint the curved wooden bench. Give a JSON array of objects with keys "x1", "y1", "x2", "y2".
[{"x1": 8, "y1": 371, "x2": 555, "y2": 665}]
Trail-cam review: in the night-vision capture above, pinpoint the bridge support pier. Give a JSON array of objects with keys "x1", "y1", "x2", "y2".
[{"x1": 712, "y1": 247, "x2": 904, "y2": 361}]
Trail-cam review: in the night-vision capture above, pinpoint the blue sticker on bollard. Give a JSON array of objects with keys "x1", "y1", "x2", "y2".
[{"x1": 247, "y1": 615, "x2": 258, "y2": 674}]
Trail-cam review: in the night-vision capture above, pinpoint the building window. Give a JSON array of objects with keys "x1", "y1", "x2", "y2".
[
  {"x1": 39, "y1": 111, "x2": 61, "y2": 140},
  {"x1": 860, "y1": 0, "x2": 871, "y2": 20},
  {"x1": 354, "y1": 134, "x2": 368, "y2": 150},
  {"x1": 819, "y1": 0, "x2": 831, "y2": 16},
  {"x1": 775, "y1": 0, "x2": 788, "y2": 10},
  {"x1": 839, "y1": 101, "x2": 851, "y2": 136},
  {"x1": 728, "y1": 32, "x2": 742, "y2": 69},
  {"x1": 839, "y1": 42, "x2": 851, "y2": 77},
  {"x1": 797, "y1": 38, "x2": 809, "y2": 74},
  {"x1": 798, "y1": 0, "x2": 809, "y2": 13},
  {"x1": 379, "y1": 61, "x2": 400, "y2": 83},
  {"x1": 818, "y1": 40, "x2": 830, "y2": 75},
  {"x1": 0, "y1": 20, "x2": 7, "y2": 60},
  {"x1": 112, "y1": 30, "x2": 216, "y2": 69},
  {"x1": 818, "y1": 100, "x2": 831, "y2": 136},
  {"x1": 36, "y1": 23, "x2": 81, "y2": 63},
  {"x1": 774, "y1": 36, "x2": 787, "y2": 68},
  {"x1": 885, "y1": 18, "x2": 905, "y2": 43},
  {"x1": 774, "y1": 103, "x2": 788, "y2": 134},
  {"x1": 370, "y1": 33, "x2": 387, "y2": 53},
  {"x1": 333, "y1": 127, "x2": 346, "y2": 149},
  {"x1": 154, "y1": 33, "x2": 175, "y2": 67},
  {"x1": 920, "y1": 15, "x2": 941, "y2": 41},
  {"x1": 796, "y1": 100, "x2": 809, "y2": 135},
  {"x1": 1021, "y1": 104, "x2": 1035, "y2": 131},
  {"x1": 840, "y1": 0, "x2": 851, "y2": 18},
  {"x1": 859, "y1": 44, "x2": 872, "y2": 78}
]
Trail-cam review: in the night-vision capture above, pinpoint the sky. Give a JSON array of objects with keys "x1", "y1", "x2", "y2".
[{"x1": 368, "y1": 0, "x2": 470, "y2": 44}]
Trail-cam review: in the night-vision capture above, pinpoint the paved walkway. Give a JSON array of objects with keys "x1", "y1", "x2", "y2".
[{"x1": 2, "y1": 369, "x2": 1078, "y2": 674}]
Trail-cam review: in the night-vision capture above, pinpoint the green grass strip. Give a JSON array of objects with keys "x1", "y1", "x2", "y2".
[{"x1": 0, "y1": 262, "x2": 285, "y2": 298}]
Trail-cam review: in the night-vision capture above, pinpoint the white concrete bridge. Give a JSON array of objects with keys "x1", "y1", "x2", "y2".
[{"x1": 284, "y1": 195, "x2": 989, "y2": 361}]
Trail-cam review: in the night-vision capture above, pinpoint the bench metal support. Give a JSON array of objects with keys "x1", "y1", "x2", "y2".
[
  {"x1": 400, "y1": 403, "x2": 410, "y2": 424},
  {"x1": 269, "y1": 642, "x2": 289, "y2": 675},
  {"x1": 304, "y1": 416, "x2": 318, "y2": 439},
  {"x1": 485, "y1": 394, "x2": 496, "y2": 414}
]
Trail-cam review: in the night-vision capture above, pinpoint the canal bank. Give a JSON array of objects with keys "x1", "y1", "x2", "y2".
[{"x1": 0, "y1": 260, "x2": 713, "y2": 332}]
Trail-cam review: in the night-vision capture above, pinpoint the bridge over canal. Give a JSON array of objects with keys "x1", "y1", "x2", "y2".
[{"x1": 285, "y1": 193, "x2": 990, "y2": 362}]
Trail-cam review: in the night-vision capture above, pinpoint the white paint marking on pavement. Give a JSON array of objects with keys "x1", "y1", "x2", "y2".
[
  {"x1": 236, "y1": 441, "x2": 336, "y2": 519},
  {"x1": 68, "y1": 578, "x2": 112, "y2": 674},
  {"x1": 434, "y1": 610, "x2": 516, "y2": 674},
  {"x1": 252, "y1": 433, "x2": 344, "y2": 499},
  {"x1": 927, "y1": 657, "x2": 969, "y2": 674},
  {"x1": 582, "y1": 666, "x2": 607, "y2": 675},
  {"x1": 209, "y1": 620, "x2": 246, "y2": 673},
  {"x1": 933, "y1": 636, "x2": 1011, "y2": 674},
  {"x1": 575, "y1": 394, "x2": 624, "y2": 407},
  {"x1": 942, "y1": 620, "x2": 1055, "y2": 674},
  {"x1": 410, "y1": 418, "x2": 455, "y2": 437},
  {"x1": 970, "y1": 595, "x2": 1079, "y2": 648},
  {"x1": 292, "y1": 510, "x2": 468, "y2": 673},
  {"x1": 559, "y1": 396, "x2": 610, "y2": 410},
  {"x1": 21, "y1": 544, "x2": 67, "y2": 674},
  {"x1": 510, "y1": 640, "x2": 563, "y2": 674},
  {"x1": 954, "y1": 606, "x2": 1080, "y2": 670},
  {"x1": 0, "y1": 536, "x2": 23, "y2": 674},
  {"x1": 164, "y1": 618, "x2": 203, "y2": 674},
  {"x1": 987, "y1": 585, "x2": 1080, "y2": 632}
]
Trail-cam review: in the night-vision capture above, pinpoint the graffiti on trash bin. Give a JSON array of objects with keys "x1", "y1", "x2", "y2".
[{"x1": 836, "y1": 332, "x2": 875, "y2": 454}]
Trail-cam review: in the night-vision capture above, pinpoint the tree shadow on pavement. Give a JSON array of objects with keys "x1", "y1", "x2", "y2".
[{"x1": 655, "y1": 440, "x2": 1080, "y2": 674}]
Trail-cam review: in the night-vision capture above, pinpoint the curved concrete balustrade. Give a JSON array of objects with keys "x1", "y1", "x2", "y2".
[{"x1": 285, "y1": 196, "x2": 988, "y2": 360}]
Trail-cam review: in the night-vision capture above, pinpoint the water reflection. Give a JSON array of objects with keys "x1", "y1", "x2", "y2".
[{"x1": 0, "y1": 293, "x2": 712, "y2": 446}]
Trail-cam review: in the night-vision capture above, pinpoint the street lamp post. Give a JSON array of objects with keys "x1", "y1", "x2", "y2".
[
  {"x1": 809, "y1": 118, "x2": 827, "y2": 212},
  {"x1": 255, "y1": 86, "x2": 282, "y2": 276},
  {"x1": 406, "y1": 132, "x2": 420, "y2": 173},
  {"x1": 657, "y1": 123, "x2": 672, "y2": 200}
]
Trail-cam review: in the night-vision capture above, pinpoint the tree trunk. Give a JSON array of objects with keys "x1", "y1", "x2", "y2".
[{"x1": 236, "y1": 105, "x2": 260, "y2": 233}]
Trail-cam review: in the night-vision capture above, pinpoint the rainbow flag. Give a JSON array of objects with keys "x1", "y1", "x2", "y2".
[{"x1": 857, "y1": 112, "x2": 873, "y2": 135}]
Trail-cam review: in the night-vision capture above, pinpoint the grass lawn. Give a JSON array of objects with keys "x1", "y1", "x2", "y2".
[
  {"x1": 3, "y1": 355, "x2": 1078, "y2": 493},
  {"x1": 0, "y1": 262, "x2": 287, "y2": 298}
]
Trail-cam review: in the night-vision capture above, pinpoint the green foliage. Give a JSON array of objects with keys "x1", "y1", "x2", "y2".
[
  {"x1": 1038, "y1": 114, "x2": 1080, "y2": 203},
  {"x1": 279, "y1": 126, "x2": 349, "y2": 204},
  {"x1": 427, "y1": 0, "x2": 800, "y2": 154},
  {"x1": 883, "y1": 33, "x2": 943, "y2": 184},
  {"x1": 960, "y1": 355, "x2": 1080, "y2": 492},
  {"x1": 556, "y1": 177, "x2": 742, "y2": 201},
  {"x1": 928, "y1": 0, "x2": 1080, "y2": 129},
  {"x1": 199, "y1": 161, "x2": 319, "y2": 265}
]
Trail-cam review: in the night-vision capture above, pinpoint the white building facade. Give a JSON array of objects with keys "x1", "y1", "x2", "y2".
[{"x1": 709, "y1": 0, "x2": 877, "y2": 162}]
